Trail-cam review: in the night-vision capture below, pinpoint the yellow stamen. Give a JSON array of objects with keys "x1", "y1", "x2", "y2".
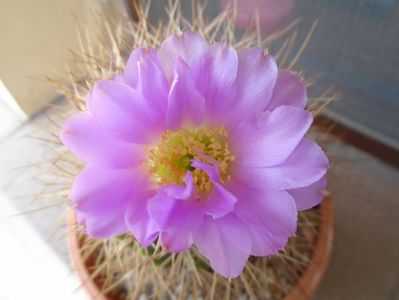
[{"x1": 145, "y1": 126, "x2": 234, "y2": 194}]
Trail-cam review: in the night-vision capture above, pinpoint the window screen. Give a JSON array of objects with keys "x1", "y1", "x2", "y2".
[{"x1": 144, "y1": 0, "x2": 399, "y2": 149}]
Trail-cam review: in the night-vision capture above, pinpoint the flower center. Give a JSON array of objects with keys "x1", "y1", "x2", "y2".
[{"x1": 146, "y1": 126, "x2": 235, "y2": 194}]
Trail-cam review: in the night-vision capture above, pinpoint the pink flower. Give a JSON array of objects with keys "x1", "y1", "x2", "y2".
[
  {"x1": 61, "y1": 32, "x2": 328, "y2": 278},
  {"x1": 221, "y1": 0, "x2": 295, "y2": 35}
]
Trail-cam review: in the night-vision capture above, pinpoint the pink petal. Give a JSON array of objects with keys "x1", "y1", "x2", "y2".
[
  {"x1": 159, "y1": 31, "x2": 209, "y2": 79},
  {"x1": 191, "y1": 158, "x2": 220, "y2": 181},
  {"x1": 147, "y1": 173, "x2": 203, "y2": 252},
  {"x1": 166, "y1": 59, "x2": 205, "y2": 129},
  {"x1": 266, "y1": 70, "x2": 307, "y2": 111},
  {"x1": 193, "y1": 214, "x2": 251, "y2": 279},
  {"x1": 232, "y1": 182, "x2": 297, "y2": 256},
  {"x1": 204, "y1": 183, "x2": 237, "y2": 219},
  {"x1": 232, "y1": 106, "x2": 313, "y2": 167},
  {"x1": 123, "y1": 47, "x2": 168, "y2": 112},
  {"x1": 60, "y1": 112, "x2": 145, "y2": 168},
  {"x1": 237, "y1": 137, "x2": 329, "y2": 190},
  {"x1": 163, "y1": 172, "x2": 193, "y2": 200},
  {"x1": 148, "y1": 195, "x2": 203, "y2": 252},
  {"x1": 89, "y1": 80, "x2": 163, "y2": 144},
  {"x1": 70, "y1": 166, "x2": 143, "y2": 212},
  {"x1": 136, "y1": 52, "x2": 169, "y2": 112},
  {"x1": 191, "y1": 159, "x2": 237, "y2": 218},
  {"x1": 160, "y1": 231, "x2": 193, "y2": 253},
  {"x1": 147, "y1": 194, "x2": 203, "y2": 231},
  {"x1": 112, "y1": 74, "x2": 127, "y2": 84},
  {"x1": 234, "y1": 49, "x2": 277, "y2": 114},
  {"x1": 124, "y1": 47, "x2": 158, "y2": 87},
  {"x1": 289, "y1": 176, "x2": 327, "y2": 210},
  {"x1": 69, "y1": 166, "x2": 145, "y2": 238},
  {"x1": 83, "y1": 213, "x2": 127, "y2": 239},
  {"x1": 125, "y1": 192, "x2": 159, "y2": 247},
  {"x1": 193, "y1": 43, "x2": 238, "y2": 121}
]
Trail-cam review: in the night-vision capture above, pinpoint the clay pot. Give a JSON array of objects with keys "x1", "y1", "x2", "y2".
[
  {"x1": 67, "y1": 220, "x2": 108, "y2": 300},
  {"x1": 285, "y1": 199, "x2": 334, "y2": 300},
  {"x1": 68, "y1": 198, "x2": 333, "y2": 300}
]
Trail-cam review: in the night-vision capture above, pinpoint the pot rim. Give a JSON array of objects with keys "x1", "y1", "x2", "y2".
[
  {"x1": 67, "y1": 198, "x2": 333, "y2": 300},
  {"x1": 285, "y1": 198, "x2": 334, "y2": 300}
]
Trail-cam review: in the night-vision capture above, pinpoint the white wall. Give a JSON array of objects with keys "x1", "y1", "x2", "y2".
[{"x1": 0, "y1": 0, "x2": 103, "y2": 116}]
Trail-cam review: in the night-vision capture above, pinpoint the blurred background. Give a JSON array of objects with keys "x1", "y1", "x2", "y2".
[{"x1": 0, "y1": 0, "x2": 398, "y2": 299}]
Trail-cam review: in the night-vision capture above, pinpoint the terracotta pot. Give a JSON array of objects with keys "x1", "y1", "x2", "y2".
[
  {"x1": 67, "y1": 219, "x2": 108, "y2": 300},
  {"x1": 67, "y1": 198, "x2": 333, "y2": 300},
  {"x1": 285, "y1": 198, "x2": 334, "y2": 300}
]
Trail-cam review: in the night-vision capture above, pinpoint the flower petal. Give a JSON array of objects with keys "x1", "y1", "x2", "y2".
[
  {"x1": 70, "y1": 166, "x2": 143, "y2": 212},
  {"x1": 60, "y1": 112, "x2": 145, "y2": 168},
  {"x1": 191, "y1": 158, "x2": 220, "y2": 181},
  {"x1": 160, "y1": 231, "x2": 193, "y2": 253},
  {"x1": 159, "y1": 31, "x2": 209, "y2": 79},
  {"x1": 147, "y1": 173, "x2": 203, "y2": 252},
  {"x1": 124, "y1": 47, "x2": 158, "y2": 86},
  {"x1": 289, "y1": 176, "x2": 327, "y2": 210},
  {"x1": 89, "y1": 80, "x2": 163, "y2": 144},
  {"x1": 204, "y1": 183, "x2": 237, "y2": 219},
  {"x1": 232, "y1": 106, "x2": 313, "y2": 167},
  {"x1": 136, "y1": 52, "x2": 169, "y2": 113},
  {"x1": 163, "y1": 172, "x2": 193, "y2": 200},
  {"x1": 112, "y1": 74, "x2": 127, "y2": 84},
  {"x1": 125, "y1": 192, "x2": 159, "y2": 247},
  {"x1": 193, "y1": 214, "x2": 251, "y2": 279},
  {"x1": 236, "y1": 137, "x2": 329, "y2": 190},
  {"x1": 82, "y1": 213, "x2": 127, "y2": 239},
  {"x1": 193, "y1": 43, "x2": 238, "y2": 121},
  {"x1": 234, "y1": 49, "x2": 277, "y2": 114},
  {"x1": 123, "y1": 47, "x2": 168, "y2": 112},
  {"x1": 232, "y1": 182, "x2": 297, "y2": 256},
  {"x1": 149, "y1": 194, "x2": 203, "y2": 252},
  {"x1": 266, "y1": 70, "x2": 307, "y2": 111},
  {"x1": 166, "y1": 59, "x2": 205, "y2": 129},
  {"x1": 69, "y1": 166, "x2": 143, "y2": 238},
  {"x1": 191, "y1": 159, "x2": 237, "y2": 218}
]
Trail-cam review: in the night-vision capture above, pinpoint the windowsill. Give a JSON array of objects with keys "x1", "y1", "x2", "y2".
[{"x1": 0, "y1": 191, "x2": 87, "y2": 300}]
